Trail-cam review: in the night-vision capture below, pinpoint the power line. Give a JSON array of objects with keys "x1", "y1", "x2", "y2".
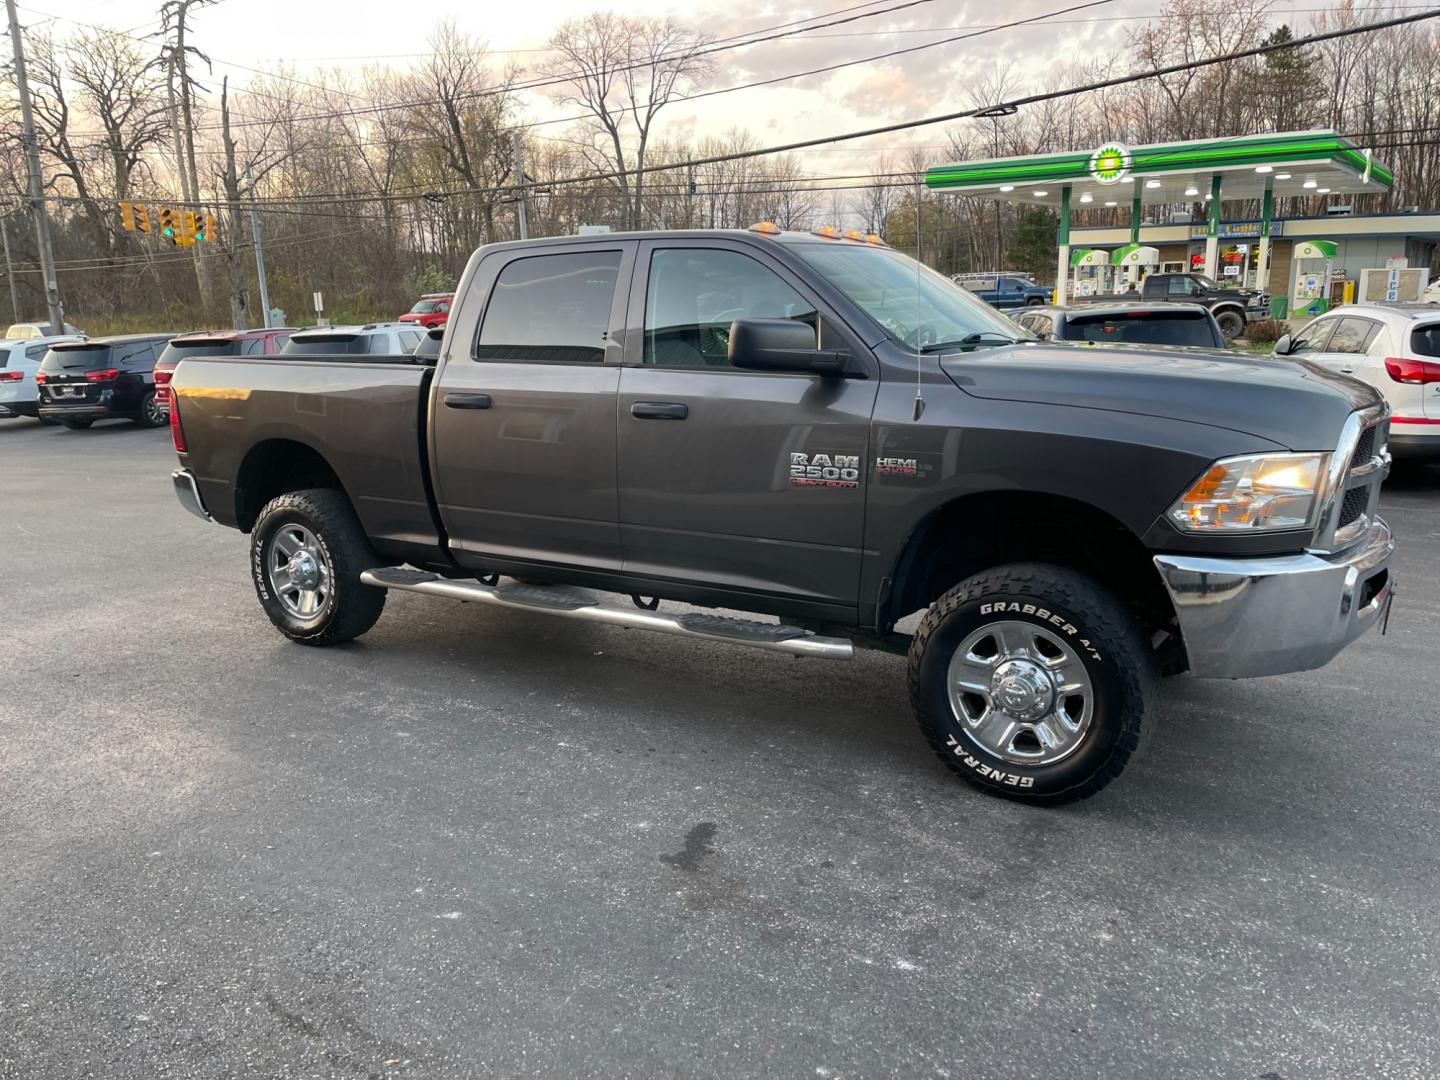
[{"x1": 233, "y1": 7, "x2": 1440, "y2": 209}]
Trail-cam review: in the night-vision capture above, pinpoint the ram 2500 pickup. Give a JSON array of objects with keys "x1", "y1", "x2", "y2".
[{"x1": 168, "y1": 227, "x2": 1395, "y2": 804}]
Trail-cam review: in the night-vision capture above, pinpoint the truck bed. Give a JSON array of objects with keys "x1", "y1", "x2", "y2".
[{"x1": 170, "y1": 354, "x2": 441, "y2": 560}]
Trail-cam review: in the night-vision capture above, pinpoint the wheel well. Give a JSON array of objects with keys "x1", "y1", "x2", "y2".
[
  {"x1": 885, "y1": 491, "x2": 1178, "y2": 643},
  {"x1": 235, "y1": 439, "x2": 343, "y2": 532}
]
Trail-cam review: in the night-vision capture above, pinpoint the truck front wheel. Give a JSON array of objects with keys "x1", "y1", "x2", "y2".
[
  {"x1": 908, "y1": 563, "x2": 1155, "y2": 804},
  {"x1": 1215, "y1": 309, "x2": 1245, "y2": 339},
  {"x1": 251, "y1": 487, "x2": 386, "y2": 646}
]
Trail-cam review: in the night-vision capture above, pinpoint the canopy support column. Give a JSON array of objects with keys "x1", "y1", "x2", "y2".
[
  {"x1": 1055, "y1": 185, "x2": 1071, "y2": 304},
  {"x1": 1128, "y1": 190, "x2": 1143, "y2": 284},
  {"x1": 1203, "y1": 174, "x2": 1222, "y2": 279},
  {"x1": 1256, "y1": 180, "x2": 1274, "y2": 296}
]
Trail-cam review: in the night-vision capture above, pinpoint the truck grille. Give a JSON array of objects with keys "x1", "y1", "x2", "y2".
[
  {"x1": 1351, "y1": 425, "x2": 1377, "y2": 469},
  {"x1": 1338, "y1": 486, "x2": 1369, "y2": 529},
  {"x1": 1323, "y1": 410, "x2": 1388, "y2": 551}
]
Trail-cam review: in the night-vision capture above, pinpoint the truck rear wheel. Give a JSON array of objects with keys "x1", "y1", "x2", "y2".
[
  {"x1": 908, "y1": 563, "x2": 1155, "y2": 805},
  {"x1": 251, "y1": 487, "x2": 386, "y2": 646}
]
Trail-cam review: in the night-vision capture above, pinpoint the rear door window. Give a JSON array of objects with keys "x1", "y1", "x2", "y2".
[
  {"x1": 398, "y1": 330, "x2": 421, "y2": 352},
  {"x1": 1325, "y1": 318, "x2": 1381, "y2": 355},
  {"x1": 476, "y1": 250, "x2": 622, "y2": 363}
]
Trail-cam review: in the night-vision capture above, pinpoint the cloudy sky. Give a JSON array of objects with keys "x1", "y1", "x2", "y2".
[{"x1": 17, "y1": 0, "x2": 1326, "y2": 174}]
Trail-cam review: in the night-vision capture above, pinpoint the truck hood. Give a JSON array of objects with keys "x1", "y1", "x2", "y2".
[{"x1": 940, "y1": 343, "x2": 1380, "y2": 451}]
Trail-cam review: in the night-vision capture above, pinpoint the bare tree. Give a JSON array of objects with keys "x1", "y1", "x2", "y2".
[
  {"x1": 158, "y1": 0, "x2": 216, "y2": 305},
  {"x1": 544, "y1": 12, "x2": 712, "y2": 230}
]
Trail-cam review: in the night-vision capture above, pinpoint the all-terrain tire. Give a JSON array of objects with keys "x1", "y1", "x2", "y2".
[
  {"x1": 908, "y1": 562, "x2": 1156, "y2": 805},
  {"x1": 1215, "y1": 309, "x2": 1245, "y2": 339},
  {"x1": 251, "y1": 487, "x2": 386, "y2": 646}
]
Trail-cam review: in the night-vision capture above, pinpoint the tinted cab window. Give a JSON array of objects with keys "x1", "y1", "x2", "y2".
[
  {"x1": 644, "y1": 248, "x2": 815, "y2": 368},
  {"x1": 476, "y1": 250, "x2": 622, "y2": 363}
]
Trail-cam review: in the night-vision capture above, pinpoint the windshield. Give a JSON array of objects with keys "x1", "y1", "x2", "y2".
[
  {"x1": 410, "y1": 300, "x2": 442, "y2": 314},
  {"x1": 792, "y1": 244, "x2": 1031, "y2": 351}
]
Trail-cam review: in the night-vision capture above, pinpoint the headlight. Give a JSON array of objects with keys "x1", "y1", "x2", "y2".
[{"x1": 1168, "y1": 452, "x2": 1328, "y2": 532}]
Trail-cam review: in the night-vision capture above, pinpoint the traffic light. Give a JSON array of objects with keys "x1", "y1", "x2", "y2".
[
  {"x1": 158, "y1": 207, "x2": 176, "y2": 242},
  {"x1": 189, "y1": 210, "x2": 206, "y2": 241},
  {"x1": 204, "y1": 213, "x2": 216, "y2": 240},
  {"x1": 133, "y1": 204, "x2": 150, "y2": 234},
  {"x1": 119, "y1": 201, "x2": 135, "y2": 232}
]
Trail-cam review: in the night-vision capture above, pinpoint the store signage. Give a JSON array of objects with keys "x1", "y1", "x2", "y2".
[
  {"x1": 1088, "y1": 143, "x2": 1132, "y2": 185},
  {"x1": 1186, "y1": 221, "x2": 1286, "y2": 240}
]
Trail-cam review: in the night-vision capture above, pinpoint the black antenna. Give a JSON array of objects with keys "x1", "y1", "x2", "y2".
[{"x1": 912, "y1": 174, "x2": 925, "y2": 421}]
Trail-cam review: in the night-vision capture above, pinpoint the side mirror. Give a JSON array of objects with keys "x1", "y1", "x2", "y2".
[
  {"x1": 1273, "y1": 333, "x2": 1293, "y2": 356},
  {"x1": 728, "y1": 318, "x2": 849, "y2": 376}
]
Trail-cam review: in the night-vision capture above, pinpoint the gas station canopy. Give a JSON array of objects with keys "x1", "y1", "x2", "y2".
[
  {"x1": 924, "y1": 130, "x2": 1392, "y2": 208},
  {"x1": 923, "y1": 130, "x2": 1394, "y2": 304}
]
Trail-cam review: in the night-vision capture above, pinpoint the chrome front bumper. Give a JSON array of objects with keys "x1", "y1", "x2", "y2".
[
  {"x1": 172, "y1": 468, "x2": 213, "y2": 523},
  {"x1": 1154, "y1": 517, "x2": 1394, "y2": 679}
]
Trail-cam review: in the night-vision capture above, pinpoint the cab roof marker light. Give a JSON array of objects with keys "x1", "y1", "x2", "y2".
[
  {"x1": 811, "y1": 225, "x2": 842, "y2": 239},
  {"x1": 865, "y1": 233, "x2": 887, "y2": 246},
  {"x1": 748, "y1": 221, "x2": 782, "y2": 236},
  {"x1": 843, "y1": 228, "x2": 866, "y2": 242}
]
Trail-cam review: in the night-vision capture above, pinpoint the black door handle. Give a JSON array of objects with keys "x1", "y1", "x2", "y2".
[
  {"x1": 630, "y1": 401, "x2": 688, "y2": 420},
  {"x1": 445, "y1": 392, "x2": 492, "y2": 409}
]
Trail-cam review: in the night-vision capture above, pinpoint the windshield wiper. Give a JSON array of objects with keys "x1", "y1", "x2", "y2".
[{"x1": 920, "y1": 332, "x2": 1023, "y2": 353}]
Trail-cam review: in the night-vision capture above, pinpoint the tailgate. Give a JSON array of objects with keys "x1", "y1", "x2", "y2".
[{"x1": 172, "y1": 356, "x2": 435, "y2": 546}]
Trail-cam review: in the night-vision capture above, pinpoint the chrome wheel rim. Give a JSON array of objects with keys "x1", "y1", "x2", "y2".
[
  {"x1": 946, "y1": 620, "x2": 1094, "y2": 766},
  {"x1": 266, "y1": 523, "x2": 330, "y2": 620}
]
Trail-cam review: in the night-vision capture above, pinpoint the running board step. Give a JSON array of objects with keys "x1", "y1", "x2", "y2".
[{"x1": 360, "y1": 567, "x2": 853, "y2": 659}]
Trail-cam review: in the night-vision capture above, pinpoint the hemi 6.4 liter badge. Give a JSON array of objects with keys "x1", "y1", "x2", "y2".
[{"x1": 791, "y1": 451, "x2": 861, "y2": 488}]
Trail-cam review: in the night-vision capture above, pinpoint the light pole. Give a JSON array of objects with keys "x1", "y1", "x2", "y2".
[
  {"x1": 5, "y1": 0, "x2": 64, "y2": 328},
  {"x1": 241, "y1": 164, "x2": 271, "y2": 327}
]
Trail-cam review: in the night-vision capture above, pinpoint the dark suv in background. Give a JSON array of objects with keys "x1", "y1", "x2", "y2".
[
  {"x1": 153, "y1": 328, "x2": 296, "y2": 416},
  {"x1": 1012, "y1": 303, "x2": 1227, "y2": 349},
  {"x1": 36, "y1": 334, "x2": 176, "y2": 428}
]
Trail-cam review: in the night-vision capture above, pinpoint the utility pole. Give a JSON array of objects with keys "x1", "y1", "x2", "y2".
[
  {"x1": 5, "y1": 0, "x2": 64, "y2": 329},
  {"x1": 1, "y1": 208, "x2": 20, "y2": 322},
  {"x1": 513, "y1": 130, "x2": 528, "y2": 241},
  {"x1": 243, "y1": 164, "x2": 271, "y2": 328}
]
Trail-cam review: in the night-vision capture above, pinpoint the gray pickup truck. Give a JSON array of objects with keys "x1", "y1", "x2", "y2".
[{"x1": 169, "y1": 228, "x2": 1395, "y2": 804}]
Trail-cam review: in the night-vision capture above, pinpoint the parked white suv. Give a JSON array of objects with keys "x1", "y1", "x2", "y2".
[
  {"x1": 280, "y1": 323, "x2": 424, "y2": 356},
  {"x1": 0, "y1": 334, "x2": 86, "y2": 420},
  {"x1": 1276, "y1": 303, "x2": 1440, "y2": 459}
]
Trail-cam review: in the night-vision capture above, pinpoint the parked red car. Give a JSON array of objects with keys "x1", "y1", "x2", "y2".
[
  {"x1": 153, "y1": 328, "x2": 296, "y2": 414},
  {"x1": 398, "y1": 293, "x2": 453, "y2": 329}
]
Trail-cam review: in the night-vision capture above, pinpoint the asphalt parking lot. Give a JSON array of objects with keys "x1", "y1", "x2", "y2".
[{"x1": 2, "y1": 416, "x2": 1438, "y2": 1080}]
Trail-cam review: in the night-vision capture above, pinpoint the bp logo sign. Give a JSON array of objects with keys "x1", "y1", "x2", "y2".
[{"x1": 1088, "y1": 143, "x2": 1131, "y2": 185}]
